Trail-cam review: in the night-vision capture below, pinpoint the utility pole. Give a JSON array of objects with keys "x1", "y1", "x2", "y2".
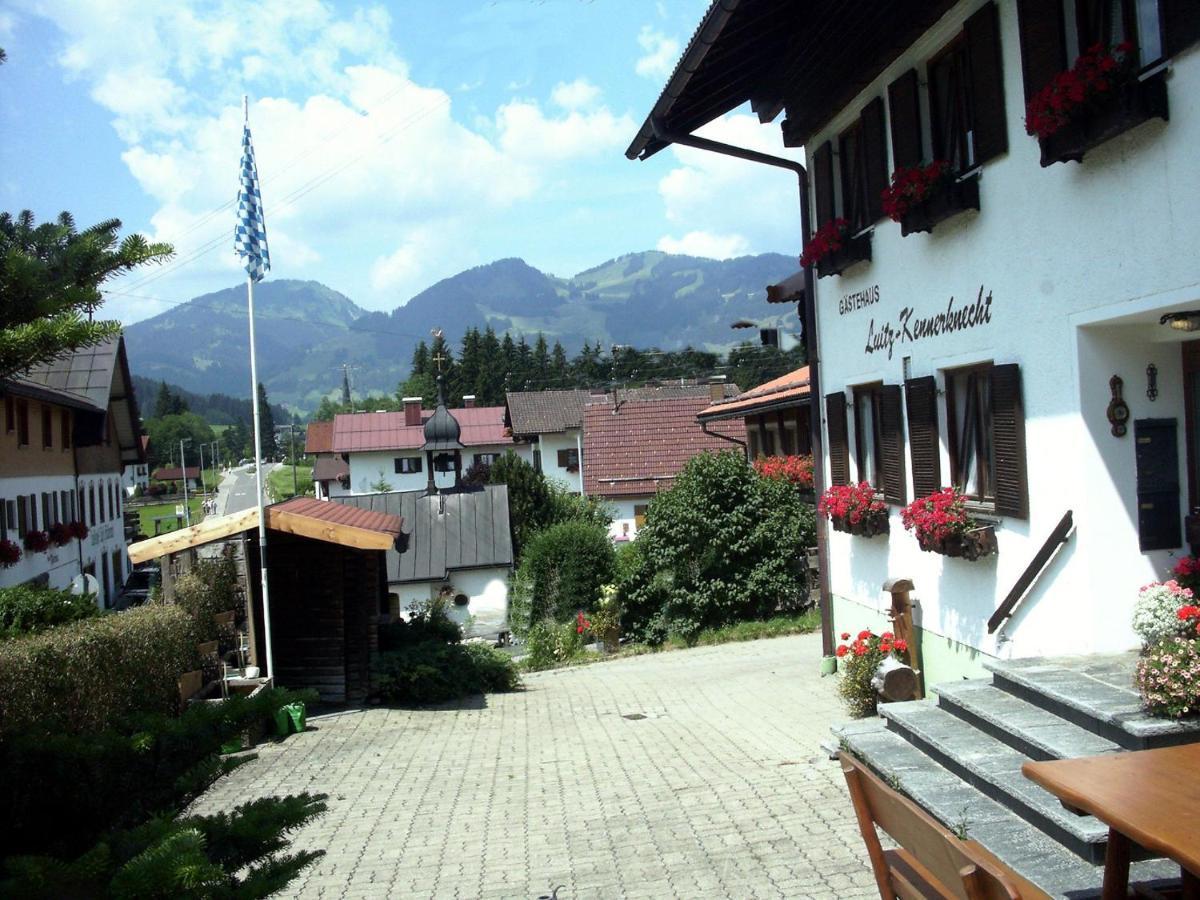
[
  {"x1": 198, "y1": 442, "x2": 208, "y2": 514},
  {"x1": 289, "y1": 423, "x2": 298, "y2": 497},
  {"x1": 180, "y1": 438, "x2": 192, "y2": 527}
]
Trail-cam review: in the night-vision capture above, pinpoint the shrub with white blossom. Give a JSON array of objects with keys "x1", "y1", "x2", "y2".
[
  {"x1": 1135, "y1": 637, "x2": 1200, "y2": 718},
  {"x1": 1132, "y1": 580, "x2": 1195, "y2": 646}
]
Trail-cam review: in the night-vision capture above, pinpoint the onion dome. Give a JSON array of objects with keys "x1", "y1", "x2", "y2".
[{"x1": 422, "y1": 376, "x2": 463, "y2": 451}]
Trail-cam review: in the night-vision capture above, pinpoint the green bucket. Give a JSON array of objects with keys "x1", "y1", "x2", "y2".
[{"x1": 274, "y1": 702, "x2": 307, "y2": 736}]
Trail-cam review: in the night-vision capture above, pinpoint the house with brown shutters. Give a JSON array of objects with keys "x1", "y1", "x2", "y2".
[
  {"x1": 1, "y1": 337, "x2": 145, "y2": 606},
  {"x1": 697, "y1": 366, "x2": 811, "y2": 459},
  {"x1": 628, "y1": 0, "x2": 1200, "y2": 683},
  {"x1": 304, "y1": 420, "x2": 350, "y2": 500}
]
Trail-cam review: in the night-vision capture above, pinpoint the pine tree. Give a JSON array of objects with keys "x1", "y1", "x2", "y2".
[
  {"x1": 532, "y1": 334, "x2": 550, "y2": 384},
  {"x1": 410, "y1": 341, "x2": 430, "y2": 377},
  {"x1": 0, "y1": 211, "x2": 172, "y2": 376},
  {"x1": 500, "y1": 333, "x2": 517, "y2": 391},
  {"x1": 479, "y1": 326, "x2": 504, "y2": 404},
  {"x1": 515, "y1": 335, "x2": 532, "y2": 390},
  {"x1": 457, "y1": 327, "x2": 482, "y2": 403},
  {"x1": 256, "y1": 383, "x2": 276, "y2": 460},
  {"x1": 154, "y1": 381, "x2": 173, "y2": 419},
  {"x1": 551, "y1": 341, "x2": 569, "y2": 385}
]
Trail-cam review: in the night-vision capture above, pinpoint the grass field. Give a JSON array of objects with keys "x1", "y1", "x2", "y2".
[
  {"x1": 268, "y1": 465, "x2": 314, "y2": 501},
  {"x1": 136, "y1": 498, "x2": 205, "y2": 537}
]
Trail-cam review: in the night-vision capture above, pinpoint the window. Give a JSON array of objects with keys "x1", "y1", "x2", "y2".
[
  {"x1": 748, "y1": 429, "x2": 762, "y2": 460},
  {"x1": 28, "y1": 494, "x2": 37, "y2": 531},
  {"x1": 813, "y1": 97, "x2": 889, "y2": 232},
  {"x1": 3, "y1": 395, "x2": 12, "y2": 433},
  {"x1": 394, "y1": 456, "x2": 423, "y2": 474},
  {"x1": 16, "y1": 399, "x2": 29, "y2": 446},
  {"x1": 826, "y1": 392, "x2": 851, "y2": 487},
  {"x1": 17, "y1": 496, "x2": 28, "y2": 537},
  {"x1": 41, "y1": 405, "x2": 53, "y2": 449},
  {"x1": 634, "y1": 504, "x2": 648, "y2": 529},
  {"x1": 945, "y1": 363, "x2": 1028, "y2": 517},
  {"x1": 0, "y1": 497, "x2": 6, "y2": 541},
  {"x1": 853, "y1": 384, "x2": 907, "y2": 505},
  {"x1": 557, "y1": 448, "x2": 580, "y2": 472},
  {"x1": 89, "y1": 484, "x2": 96, "y2": 525},
  {"x1": 61, "y1": 409, "x2": 71, "y2": 449},
  {"x1": 473, "y1": 453, "x2": 500, "y2": 467},
  {"x1": 433, "y1": 453, "x2": 457, "y2": 473},
  {"x1": 42, "y1": 493, "x2": 52, "y2": 528}
]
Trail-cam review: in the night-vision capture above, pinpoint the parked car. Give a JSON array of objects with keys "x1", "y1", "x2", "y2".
[{"x1": 116, "y1": 564, "x2": 160, "y2": 608}]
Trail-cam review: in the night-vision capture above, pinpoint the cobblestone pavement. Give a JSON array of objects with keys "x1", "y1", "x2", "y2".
[{"x1": 192, "y1": 633, "x2": 877, "y2": 899}]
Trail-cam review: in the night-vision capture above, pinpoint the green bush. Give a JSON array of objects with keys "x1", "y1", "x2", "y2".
[
  {"x1": 172, "y1": 555, "x2": 240, "y2": 642},
  {"x1": 523, "y1": 619, "x2": 586, "y2": 671},
  {"x1": 0, "y1": 604, "x2": 200, "y2": 736},
  {"x1": 619, "y1": 451, "x2": 815, "y2": 644},
  {"x1": 378, "y1": 596, "x2": 461, "y2": 650},
  {"x1": 1135, "y1": 637, "x2": 1200, "y2": 718},
  {"x1": 488, "y1": 451, "x2": 554, "y2": 559},
  {"x1": 508, "y1": 520, "x2": 616, "y2": 636},
  {"x1": 546, "y1": 482, "x2": 613, "y2": 531},
  {"x1": 373, "y1": 642, "x2": 520, "y2": 704},
  {"x1": 0, "y1": 584, "x2": 99, "y2": 638},
  {"x1": 0, "y1": 686, "x2": 318, "y2": 859}
]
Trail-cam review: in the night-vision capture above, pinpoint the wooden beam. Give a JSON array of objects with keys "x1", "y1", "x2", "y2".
[
  {"x1": 265, "y1": 507, "x2": 396, "y2": 552},
  {"x1": 128, "y1": 508, "x2": 260, "y2": 564}
]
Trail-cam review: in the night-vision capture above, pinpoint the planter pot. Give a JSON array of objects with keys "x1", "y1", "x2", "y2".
[
  {"x1": 819, "y1": 655, "x2": 838, "y2": 676},
  {"x1": 1039, "y1": 71, "x2": 1168, "y2": 167},
  {"x1": 830, "y1": 511, "x2": 890, "y2": 538},
  {"x1": 816, "y1": 232, "x2": 872, "y2": 279},
  {"x1": 899, "y1": 173, "x2": 981, "y2": 237},
  {"x1": 918, "y1": 525, "x2": 997, "y2": 560}
]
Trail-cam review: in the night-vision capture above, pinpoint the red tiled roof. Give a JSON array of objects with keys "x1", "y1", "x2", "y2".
[
  {"x1": 152, "y1": 466, "x2": 200, "y2": 481},
  {"x1": 697, "y1": 366, "x2": 810, "y2": 420},
  {"x1": 305, "y1": 420, "x2": 335, "y2": 454},
  {"x1": 332, "y1": 406, "x2": 509, "y2": 453},
  {"x1": 582, "y1": 395, "x2": 746, "y2": 498},
  {"x1": 312, "y1": 455, "x2": 349, "y2": 482},
  {"x1": 271, "y1": 496, "x2": 403, "y2": 537}
]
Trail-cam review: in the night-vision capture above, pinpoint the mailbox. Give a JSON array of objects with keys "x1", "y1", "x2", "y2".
[{"x1": 1135, "y1": 418, "x2": 1182, "y2": 552}]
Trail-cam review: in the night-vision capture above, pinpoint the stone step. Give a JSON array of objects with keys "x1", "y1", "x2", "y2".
[
  {"x1": 877, "y1": 700, "x2": 1109, "y2": 863},
  {"x1": 833, "y1": 717, "x2": 1179, "y2": 900},
  {"x1": 984, "y1": 655, "x2": 1200, "y2": 751},
  {"x1": 933, "y1": 679, "x2": 1124, "y2": 761}
]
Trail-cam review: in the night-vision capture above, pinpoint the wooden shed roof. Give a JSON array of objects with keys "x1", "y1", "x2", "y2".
[{"x1": 127, "y1": 498, "x2": 403, "y2": 564}]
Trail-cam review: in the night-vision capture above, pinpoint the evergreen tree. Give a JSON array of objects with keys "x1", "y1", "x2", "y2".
[
  {"x1": 478, "y1": 326, "x2": 504, "y2": 404},
  {"x1": 0, "y1": 211, "x2": 172, "y2": 376},
  {"x1": 256, "y1": 383, "x2": 276, "y2": 459},
  {"x1": 515, "y1": 335, "x2": 532, "y2": 390},
  {"x1": 410, "y1": 340, "x2": 430, "y2": 377},
  {"x1": 500, "y1": 333, "x2": 517, "y2": 390},
  {"x1": 551, "y1": 341, "x2": 569, "y2": 385},
  {"x1": 457, "y1": 327, "x2": 483, "y2": 403},
  {"x1": 153, "y1": 381, "x2": 172, "y2": 419},
  {"x1": 532, "y1": 334, "x2": 550, "y2": 383}
]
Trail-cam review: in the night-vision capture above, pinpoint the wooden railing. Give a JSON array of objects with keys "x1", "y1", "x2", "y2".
[{"x1": 987, "y1": 510, "x2": 1074, "y2": 634}]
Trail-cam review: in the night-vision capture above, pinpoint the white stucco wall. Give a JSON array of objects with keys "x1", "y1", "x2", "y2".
[
  {"x1": 537, "y1": 429, "x2": 585, "y2": 493},
  {"x1": 347, "y1": 442, "x2": 516, "y2": 494},
  {"x1": 1, "y1": 471, "x2": 130, "y2": 607},
  {"x1": 606, "y1": 496, "x2": 653, "y2": 542},
  {"x1": 388, "y1": 566, "x2": 510, "y2": 639},
  {"x1": 807, "y1": 2, "x2": 1200, "y2": 666}
]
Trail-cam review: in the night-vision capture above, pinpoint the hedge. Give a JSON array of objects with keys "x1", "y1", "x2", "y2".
[
  {"x1": 508, "y1": 519, "x2": 616, "y2": 636},
  {"x1": 0, "y1": 584, "x2": 99, "y2": 638},
  {"x1": 0, "y1": 604, "x2": 199, "y2": 736}
]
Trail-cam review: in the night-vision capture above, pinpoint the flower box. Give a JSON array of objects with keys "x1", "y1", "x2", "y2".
[
  {"x1": 917, "y1": 525, "x2": 997, "y2": 560},
  {"x1": 830, "y1": 510, "x2": 890, "y2": 538},
  {"x1": 816, "y1": 232, "x2": 871, "y2": 279},
  {"x1": 1038, "y1": 70, "x2": 1168, "y2": 167},
  {"x1": 899, "y1": 173, "x2": 980, "y2": 237}
]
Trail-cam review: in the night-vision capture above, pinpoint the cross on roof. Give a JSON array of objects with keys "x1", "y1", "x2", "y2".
[{"x1": 432, "y1": 351, "x2": 448, "y2": 374}]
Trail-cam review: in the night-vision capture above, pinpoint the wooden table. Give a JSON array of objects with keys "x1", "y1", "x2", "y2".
[{"x1": 1023, "y1": 744, "x2": 1200, "y2": 900}]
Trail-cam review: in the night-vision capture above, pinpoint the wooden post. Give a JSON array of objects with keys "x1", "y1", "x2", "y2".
[
  {"x1": 883, "y1": 577, "x2": 924, "y2": 699},
  {"x1": 160, "y1": 553, "x2": 175, "y2": 603}
]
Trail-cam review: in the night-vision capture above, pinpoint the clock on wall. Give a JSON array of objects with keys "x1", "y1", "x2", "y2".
[{"x1": 1108, "y1": 375, "x2": 1130, "y2": 437}]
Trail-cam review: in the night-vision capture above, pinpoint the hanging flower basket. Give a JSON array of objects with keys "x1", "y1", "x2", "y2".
[
  {"x1": 819, "y1": 482, "x2": 889, "y2": 538},
  {"x1": 0, "y1": 539, "x2": 21, "y2": 569},
  {"x1": 23, "y1": 530, "x2": 50, "y2": 554},
  {"x1": 753, "y1": 454, "x2": 815, "y2": 491},
  {"x1": 48, "y1": 522, "x2": 72, "y2": 547},
  {"x1": 801, "y1": 218, "x2": 871, "y2": 279},
  {"x1": 883, "y1": 161, "x2": 981, "y2": 237},
  {"x1": 1026, "y1": 43, "x2": 1168, "y2": 167},
  {"x1": 902, "y1": 487, "x2": 997, "y2": 561},
  {"x1": 69, "y1": 520, "x2": 89, "y2": 540}
]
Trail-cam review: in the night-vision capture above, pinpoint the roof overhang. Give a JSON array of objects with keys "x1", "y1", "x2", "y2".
[
  {"x1": 128, "y1": 503, "x2": 403, "y2": 565},
  {"x1": 626, "y1": 0, "x2": 959, "y2": 160}
]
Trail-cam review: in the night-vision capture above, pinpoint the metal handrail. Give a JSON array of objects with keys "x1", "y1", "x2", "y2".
[{"x1": 988, "y1": 510, "x2": 1074, "y2": 634}]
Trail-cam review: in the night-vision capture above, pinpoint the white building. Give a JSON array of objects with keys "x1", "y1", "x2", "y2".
[
  {"x1": 334, "y1": 397, "x2": 520, "y2": 495},
  {"x1": 122, "y1": 436, "x2": 150, "y2": 497},
  {"x1": 505, "y1": 390, "x2": 591, "y2": 492},
  {"x1": 304, "y1": 421, "x2": 349, "y2": 500},
  {"x1": 627, "y1": 0, "x2": 1200, "y2": 683},
  {"x1": 336, "y1": 485, "x2": 514, "y2": 639},
  {"x1": 1, "y1": 337, "x2": 146, "y2": 606}
]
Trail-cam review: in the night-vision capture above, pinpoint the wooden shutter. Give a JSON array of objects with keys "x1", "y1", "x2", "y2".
[
  {"x1": 887, "y1": 69, "x2": 923, "y2": 170},
  {"x1": 1016, "y1": 0, "x2": 1067, "y2": 104},
  {"x1": 1164, "y1": 0, "x2": 1200, "y2": 56},
  {"x1": 839, "y1": 124, "x2": 866, "y2": 231},
  {"x1": 860, "y1": 97, "x2": 889, "y2": 222},
  {"x1": 813, "y1": 141, "x2": 835, "y2": 227},
  {"x1": 905, "y1": 376, "x2": 942, "y2": 499},
  {"x1": 826, "y1": 392, "x2": 850, "y2": 486},
  {"x1": 965, "y1": 1, "x2": 1008, "y2": 165},
  {"x1": 879, "y1": 385, "x2": 907, "y2": 505},
  {"x1": 991, "y1": 363, "x2": 1028, "y2": 519}
]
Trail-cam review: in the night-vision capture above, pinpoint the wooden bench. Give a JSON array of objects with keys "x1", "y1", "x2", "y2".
[{"x1": 839, "y1": 752, "x2": 1051, "y2": 900}]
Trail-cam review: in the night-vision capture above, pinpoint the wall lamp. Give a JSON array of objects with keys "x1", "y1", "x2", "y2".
[{"x1": 1160, "y1": 311, "x2": 1200, "y2": 332}]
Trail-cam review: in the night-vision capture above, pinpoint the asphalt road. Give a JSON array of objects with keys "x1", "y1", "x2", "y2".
[{"x1": 217, "y1": 463, "x2": 280, "y2": 515}]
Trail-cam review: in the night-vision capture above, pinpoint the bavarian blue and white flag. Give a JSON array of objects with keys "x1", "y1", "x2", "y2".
[{"x1": 235, "y1": 123, "x2": 270, "y2": 282}]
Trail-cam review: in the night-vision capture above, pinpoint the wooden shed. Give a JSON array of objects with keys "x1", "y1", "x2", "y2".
[{"x1": 128, "y1": 498, "x2": 404, "y2": 704}]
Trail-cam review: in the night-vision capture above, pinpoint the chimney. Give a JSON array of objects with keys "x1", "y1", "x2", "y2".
[
  {"x1": 463, "y1": 395, "x2": 476, "y2": 409},
  {"x1": 708, "y1": 375, "x2": 728, "y2": 404},
  {"x1": 403, "y1": 396, "x2": 423, "y2": 427}
]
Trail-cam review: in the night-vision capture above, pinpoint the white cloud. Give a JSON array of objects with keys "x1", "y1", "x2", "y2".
[
  {"x1": 655, "y1": 113, "x2": 805, "y2": 259},
  {"x1": 635, "y1": 25, "x2": 679, "y2": 79},
  {"x1": 550, "y1": 78, "x2": 600, "y2": 111},
  {"x1": 656, "y1": 231, "x2": 750, "y2": 259},
  {"x1": 16, "y1": 1, "x2": 640, "y2": 317}
]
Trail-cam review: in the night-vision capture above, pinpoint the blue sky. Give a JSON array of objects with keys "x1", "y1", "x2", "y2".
[{"x1": 0, "y1": 1, "x2": 802, "y2": 326}]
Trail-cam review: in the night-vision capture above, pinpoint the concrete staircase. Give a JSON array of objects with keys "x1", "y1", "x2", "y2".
[{"x1": 833, "y1": 653, "x2": 1200, "y2": 899}]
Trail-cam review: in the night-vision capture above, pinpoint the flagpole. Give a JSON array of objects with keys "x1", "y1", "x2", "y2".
[{"x1": 243, "y1": 95, "x2": 275, "y2": 683}]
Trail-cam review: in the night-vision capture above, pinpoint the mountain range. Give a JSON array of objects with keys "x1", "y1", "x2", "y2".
[{"x1": 123, "y1": 251, "x2": 800, "y2": 414}]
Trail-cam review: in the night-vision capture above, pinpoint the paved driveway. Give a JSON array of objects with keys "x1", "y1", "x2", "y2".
[{"x1": 192, "y1": 634, "x2": 876, "y2": 899}]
